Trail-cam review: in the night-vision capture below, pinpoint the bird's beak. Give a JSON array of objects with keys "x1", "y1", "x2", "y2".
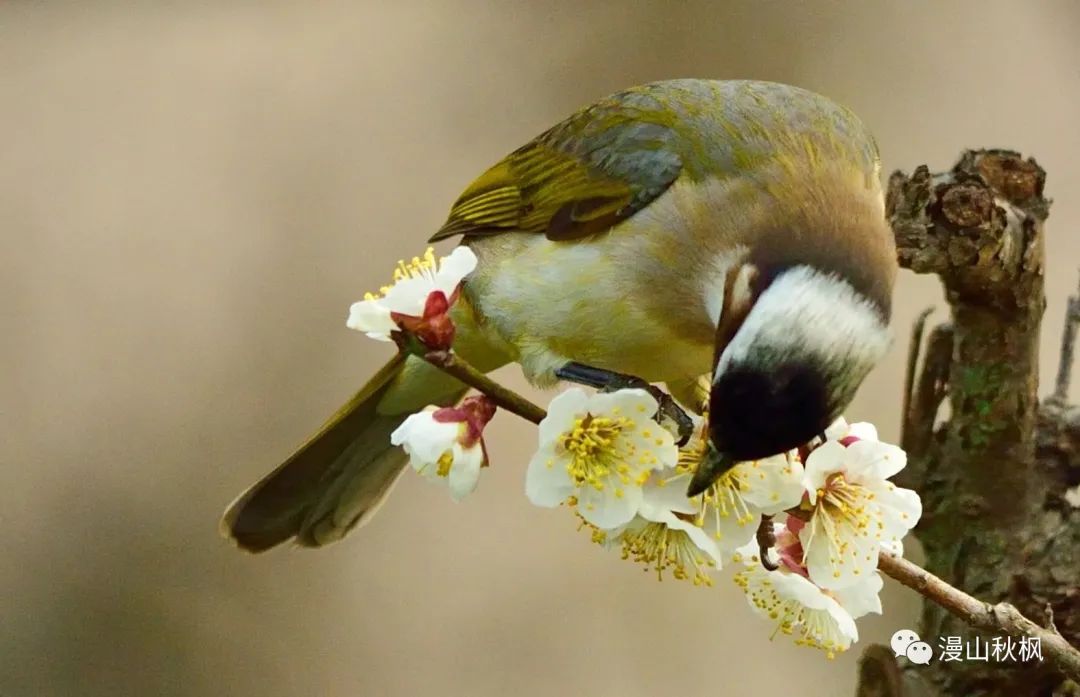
[{"x1": 686, "y1": 442, "x2": 737, "y2": 497}]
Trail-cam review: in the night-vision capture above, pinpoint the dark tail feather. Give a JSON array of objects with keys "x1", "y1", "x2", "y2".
[{"x1": 221, "y1": 353, "x2": 427, "y2": 552}]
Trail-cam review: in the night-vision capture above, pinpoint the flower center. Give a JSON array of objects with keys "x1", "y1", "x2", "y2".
[
  {"x1": 816, "y1": 474, "x2": 874, "y2": 533},
  {"x1": 617, "y1": 520, "x2": 716, "y2": 586},
  {"x1": 560, "y1": 414, "x2": 638, "y2": 490},
  {"x1": 435, "y1": 451, "x2": 454, "y2": 478},
  {"x1": 803, "y1": 473, "x2": 880, "y2": 579}
]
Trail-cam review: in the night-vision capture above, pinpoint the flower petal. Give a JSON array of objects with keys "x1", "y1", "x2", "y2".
[
  {"x1": 737, "y1": 452, "x2": 806, "y2": 514},
  {"x1": 802, "y1": 440, "x2": 848, "y2": 502},
  {"x1": 880, "y1": 538, "x2": 904, "y2": 557},
  {"x1": 704, "y1": 507, "x2": 759, "y2": 554},
  {"x1": 824, "y1": 417, "x2": 879, "y2": 442},
  {"x1": 831, "y1": 572, "x2": 884, "y2": 619},
  {"x1": 379, "y1": 274, "x2": 437, "y2": 317},
  {"x1": 433, "y1": 246, "x2": 478, "y2": 292},
  {"x1": 346, "y1": 299, "x2": 397, "y2": 340},
  {"x1": 846, "y1": 422, "x2": 879, "y2": 442},
  {"x1": 823, "y1": 417, "x2": 852, "y2": 441},
  {"x1": 525, "y1": 444, "x2": 573, "y2": 507},
  {"x1": 700, "y1": 475, "x2": 761, "y2": 554},
  {"x1": 446, "y1": 443, "x2": 485, "y2": 500},
  {"x1": 639, "y1": 476, "x2": 698, "y2": 516},
  {"x1": 391, "y1": 410, "x2": 461, "y2": 467},
  {"x1": 866, "y1": 481, "x2": 923, "y2": 536},
  {"x1": 577, "y1": 483, "x2": 641, "y2": 529},
  {"x1": 846, "y1": 439, "x2": 907, "y2": 481},
  {"x1": 589, "y1": 388, "x2": 659, "y2": 423},
  {"x1": 537, "y1": 388, "x2": 590, "y2": 445},
  {"x1": 735, "y1": 564, "x2": 859, "y2": 654},
  {"x1": 624, "y1": 426, "x2": 678, "y2": 472},
  {"x1": 667, "y1": 515, "x2": 724, "y2": 568},
  {"x1": 799, "y1": 504, "x2": 881, "y2": 590}
]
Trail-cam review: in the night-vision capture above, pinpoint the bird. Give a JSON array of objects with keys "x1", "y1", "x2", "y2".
[{"x1": 221, "y1": 79, "x2": 897, "y2": 552}]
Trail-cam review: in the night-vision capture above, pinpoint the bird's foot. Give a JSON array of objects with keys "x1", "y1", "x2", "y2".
[{"x1": 554, "y1": 362, "x2": 695, "y2": 446}]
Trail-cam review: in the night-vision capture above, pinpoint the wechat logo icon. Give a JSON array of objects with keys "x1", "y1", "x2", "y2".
[{"x1": 892, "y1": 629, "x2": 932, "y2": 665}]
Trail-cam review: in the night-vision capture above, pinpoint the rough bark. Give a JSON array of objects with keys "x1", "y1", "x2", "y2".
[{"x1": 857, "y1": 150, "x2": 1079, "y2": 696}]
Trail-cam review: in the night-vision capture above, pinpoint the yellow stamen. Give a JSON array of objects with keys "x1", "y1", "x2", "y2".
[
  {"x1": 366, "y1": 247, "x2": 439, "y2": 299},
  {"x1": 559, "y1": 413, "x2": 641, "y2": 491},
  {"x1": 734, "y1": 570, "x2": 848, "y2": 655},
  {"x1": 802, "y1": 473, "x2": 879, "y2": 577},
  {"x1": 604, "y1": 519, "x2": 715, "y2": 586},
  {"x1": 435, "y1": 451, "x2": 453, "y2": 478}
]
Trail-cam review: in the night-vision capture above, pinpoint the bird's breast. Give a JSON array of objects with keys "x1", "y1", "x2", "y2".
[{"x1": 460, "y1": 182, "x2": 753, "y2": 385}]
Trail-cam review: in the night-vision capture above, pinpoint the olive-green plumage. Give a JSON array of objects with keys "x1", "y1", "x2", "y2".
[
  {"x1": 222, "y1": 79, "x2": 896, "y2": 552},
  {"x1": 432, "y1": 79, "x2": 879, "y2": 243}
]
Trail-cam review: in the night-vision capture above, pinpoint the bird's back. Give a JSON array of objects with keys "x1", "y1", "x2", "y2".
[{"x1": 537, "y1": 79, "x2": 881, "y2": 188}]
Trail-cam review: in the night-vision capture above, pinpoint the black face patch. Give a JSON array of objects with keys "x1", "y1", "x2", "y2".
[{"x1": 708, "y1": 362, "x2": 833, "y2": 460}]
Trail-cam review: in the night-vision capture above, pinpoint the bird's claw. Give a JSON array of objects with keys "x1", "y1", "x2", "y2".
[
  {"x1": 650, "y1": 389, "x2": 695, "y2": 446},
  {"x1": 756, "y1": 514, "x2": 779, "y2": 571},
  {"x1": 600, "y1": 376, "x2": 693, "y2": 446},
  {"x1": 554, "y1": 362, "x2": 695, "y2": 445}
]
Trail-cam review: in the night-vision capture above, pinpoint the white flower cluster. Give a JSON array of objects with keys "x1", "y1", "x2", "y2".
[
  {"x1": 526, "y1": 388, "x2": 724, "y2": 585},
  {"x1": 526, "y1": 399, "x2": 922, "y2": 657},
  {"x1": 349, "y1": 246, "x2": 923, "y2": 659}
]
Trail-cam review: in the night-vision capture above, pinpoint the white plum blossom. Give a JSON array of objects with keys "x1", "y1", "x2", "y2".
[
  {"x1": 347, "y1": 246, "x2": 477, "y2": 345},
  {"x1": 735, "y1": 559, "x2": 859, "y2": 657},
  {"x1": 798, "y1": 434, "x2": 922, "y2": 590},
  {"x1": 526, "y1": 388, "x2": 677, "y2": 529},
  {"x1": 390, "y1": 396, "x2": 496, "y2": 501},
  {"x1": 664, "y1": 419, "x2": 805, "y2": 555},
  {"x1": 587, "y1": 478, "x2": 724, "y2": 585},
  {"x1": 733, "y1": 517, "x2": 884, "y2": 658}
]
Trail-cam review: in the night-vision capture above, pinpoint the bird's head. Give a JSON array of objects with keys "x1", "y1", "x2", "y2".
[{"x1": 687, "y1": 264, "x2": 891, "y2": 496}]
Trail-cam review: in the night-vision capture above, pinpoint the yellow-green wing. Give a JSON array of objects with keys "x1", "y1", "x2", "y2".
[
  {"x1": 428, "y1": 79, "x2": 883, "y2": 243},
  {"x1": 430, "y1": 90, "x2": 684, "y2": 243}
]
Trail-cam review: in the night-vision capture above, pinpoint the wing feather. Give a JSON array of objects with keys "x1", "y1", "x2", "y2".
[{"x1": 429, "y1": 91, "x2": 683, "y2": 243}]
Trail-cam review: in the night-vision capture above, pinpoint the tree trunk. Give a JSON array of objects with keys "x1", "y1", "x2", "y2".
[{"x1": 858, "y1": 150, "x2": 1080, "y2": 696}]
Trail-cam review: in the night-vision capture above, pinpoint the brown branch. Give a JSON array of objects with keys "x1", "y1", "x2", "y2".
[
  {"x1": 878, "y1": 553, "x2": 1080, "y2": 683},
  {"x1": 420, "y1": 349, "x2": 547, "y2": 424}
]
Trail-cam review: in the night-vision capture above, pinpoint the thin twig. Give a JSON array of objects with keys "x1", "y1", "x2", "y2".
[
  {"x1": 901, "y1": 307, "x2": 934, "y2": 447},
  {"x1": 1051, "y1": 269, "x2": 1080, "y2": 404},
  {"x1": 877, "y1": 552, "x2": 1080, "y2": 683},
  {"x1": 901, "y1": 323, "x2": 954, "y2": 460},
  {"x1": 421, "y1": 349, "x2": 548, "y2": 424}
]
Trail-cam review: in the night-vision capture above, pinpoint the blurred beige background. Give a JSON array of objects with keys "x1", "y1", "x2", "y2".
[{"x1": 2, "y1": 2, "x2": 1078, "y2": 696}]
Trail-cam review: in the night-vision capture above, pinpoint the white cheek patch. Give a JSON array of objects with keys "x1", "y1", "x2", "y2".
[
  {"x1": 702, "y1": 246, "x2": 750, "y2": 327},
  {"x1": 715, "y1": 266, "x2": 890, "y2": 382},
  {"x1": 727, "y1": 263, "x2": 758, "y2": 318}
]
